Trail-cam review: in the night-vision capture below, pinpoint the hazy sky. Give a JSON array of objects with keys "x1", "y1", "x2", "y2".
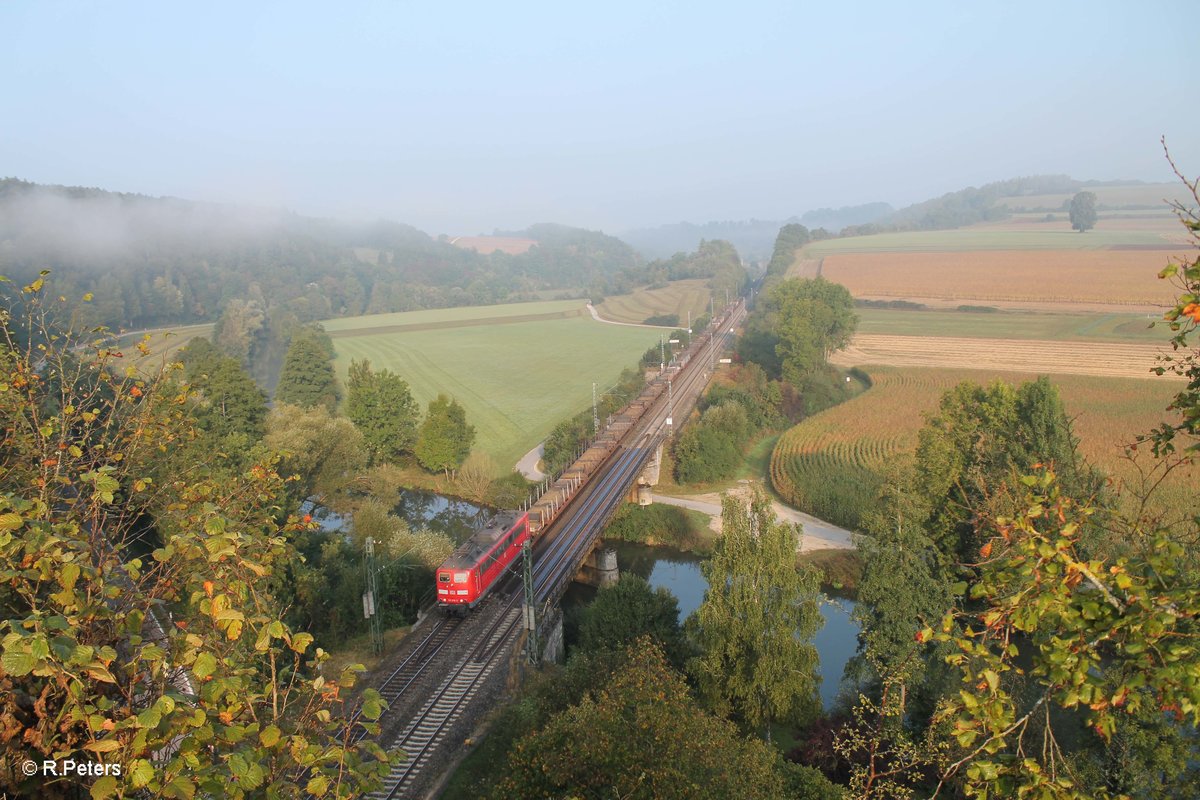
[{"x1": 3, "y1": 1, "x2": 1196, "y2": 235}]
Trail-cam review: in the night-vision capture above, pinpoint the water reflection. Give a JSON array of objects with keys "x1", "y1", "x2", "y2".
[
  {"x1": 606, "y1": 540, "x2": 859, "y2": 710},
  {"x1": 300, "y1": 489, "x2": 485, "y2": 544}
]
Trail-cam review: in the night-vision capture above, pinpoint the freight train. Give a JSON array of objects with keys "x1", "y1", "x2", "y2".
[
  {"x1": 436, "y1": 511, "x2": 530, "y2": 610},
  {"x1": 434, "y1": 301, "x2": 741, "y2": 612}
]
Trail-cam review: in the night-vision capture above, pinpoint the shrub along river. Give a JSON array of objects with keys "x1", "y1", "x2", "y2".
[
  {"x1": 565, "y1": 541, "x2": 860, "y2": 710},
  {"x1": 313, "y1": 491, "x2": 859, "y2": 708}
]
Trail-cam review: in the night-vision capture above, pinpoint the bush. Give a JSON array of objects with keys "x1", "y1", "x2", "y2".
[
  {"x1": 644, "y1": 313, "x2": 679, "y2": 326},
  {"x1": 603, "y1": 503, "x2": 709, "y2": 551}
]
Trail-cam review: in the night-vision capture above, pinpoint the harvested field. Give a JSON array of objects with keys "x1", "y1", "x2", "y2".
[
  {"x1": 821, "y1": 249, "x2": 1181, "y2": 306},
  {"x1": 770, "y1": 366, "x2": 1194, "y2": 530},
  {"x1": 448, "y1": 236, "x2": 537, "y2": 255},
  {"x1": 596, "y1": 279, "x2": 713, "y2": 325},
  {"x1": 831, "y1": 333, "x2": 1172, "y2": 380}
]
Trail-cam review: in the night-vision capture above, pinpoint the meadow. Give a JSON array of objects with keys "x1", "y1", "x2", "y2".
[
  {"x1": 321, "y1": 299, "x2": 585, "y2": 333},
  {"x1": 120, "y1": 323, "x2": 214, "y2": 373},
  {"x1": 769, "y1": 366, "x2": 1194, "y2": 531},
  {"x1": 797, "y1": 227, "x2": 1174, "y2": 258},
  {"x1": 855, "y1": 307, "x2": 1163, "y2": 343},
  {"x1": 991, "y1": 182, "x2": 1192, "y2": 211},
  {"x1": 326, "y1": 302, "x2": 663, "y2": 470},
  {"x1": 596, "y1": 279, "x2": 715, "y2": 326}
]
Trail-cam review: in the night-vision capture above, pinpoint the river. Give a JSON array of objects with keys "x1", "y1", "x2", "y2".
[{"x1": 587, "y1": 541, "x2": 860, "y2": 710}]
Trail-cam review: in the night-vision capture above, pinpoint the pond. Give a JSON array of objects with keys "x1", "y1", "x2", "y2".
[
  {"x1": 302, "y1": 488, "x2": 486, "y2": 544},
  {"x1": 601, "y1": 540, "x2": 860, "y2": 710}
]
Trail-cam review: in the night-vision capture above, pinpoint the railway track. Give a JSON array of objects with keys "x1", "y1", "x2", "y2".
[
  {"x1": 370, "y1": 600, "x2": 522, "y2": 799},
  {"x1": 357, "y1": 301, "x2": 746, "y2": 798}
]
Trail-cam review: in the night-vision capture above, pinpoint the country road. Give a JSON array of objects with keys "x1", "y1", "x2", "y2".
[{"x1": 652, "y1": 487, "x2": 855, "y2": 552}]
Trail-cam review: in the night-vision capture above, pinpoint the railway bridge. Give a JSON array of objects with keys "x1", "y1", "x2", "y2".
[{"x1": 361, "y1": 299, "x2": 747, "y2": 799}]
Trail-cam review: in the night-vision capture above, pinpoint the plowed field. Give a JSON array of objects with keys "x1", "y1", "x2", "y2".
[{"x1": 821, "y1": 249, "x2": 1180, "y2": 306}]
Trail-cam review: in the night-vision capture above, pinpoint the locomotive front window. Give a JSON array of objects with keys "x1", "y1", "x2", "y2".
[
  {"x1": 454, "y1": 572, "x2": 469, "y2": 583},
  {"x1": 438, "y1": 573, "x2": 450, "y2": 583}
]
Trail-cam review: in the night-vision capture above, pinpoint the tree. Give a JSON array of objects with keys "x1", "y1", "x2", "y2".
[
  {"x1": 0, "y1": 279, "x2": 389, "y2": 798},
  {"x1": 179, "y1": 337, "x2": 269, "y2": 445},
  {"x1": 344, "y1": 359, "x2": 420, "y2": 463},
  {"x1": 492, "y1": 642, "x2": 796, "y2": 800},
  {"x1": 275, "y1": 327, "x2": 339, "y2": 411},
  {"x1": 1069, "y1": 190, "x2": 1099, "y2": 232},
  {"x1": 914, "y1": 376, "x2": 1098, "y2": 573},
  {"x1": 576, "y1": 575, "x2": 691, "y2": 668},
  {"x1": 455, "y1": 451, "x2": 497, "y2": 505},
  {"x1": 930, "y1": 469, "x2": 1200, "y2": 799},
  {"x1": 688, "y1": 488, "x2": 823, "y2": 734},
  {"x1": 673, "y1": 401, "x2": 749, "y2": 485},
  {"x1": 767, "y1": 223, "x2": 812, "y2": 278},
  {"x1": 211, "y1": 297, "x2": 267, "y2": 366},
  {"x1": 415, "y1": 394, "x2": 475, "y2": 475},
  {"x1": 264, "y1": 403, "x2": 367, "y2": 503},
  {"x1": 771, "y1": 278, "x2": 857, "y2": 387}
]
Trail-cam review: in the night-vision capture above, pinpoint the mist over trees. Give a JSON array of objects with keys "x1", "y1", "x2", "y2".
[
  {"x1": 618, "y1": 202, "x2": 891, "y2": 263},
  {"x1": 0, "y1": 179, "x2": 646, "y2": 332}
]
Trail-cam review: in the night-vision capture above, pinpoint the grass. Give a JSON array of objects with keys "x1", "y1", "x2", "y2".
[
  {"x1": 322, "y1": 299, "x2": 585, "y2": 333},
  {"x1": 770, "y1": 366, "x2": 1195, "y2": 529},
  {"x1": 319, "y1": 625, "x2": 411, "y2": 678},
  {"x1": 856, "y1": 308, "x2": 1165, "y2": 343},
  {"x1": 327, "y1": 307, "x2": 662, "y2": 470},
  {"x1": 117, "y1": 323, "x2": 214, "y2": 373},
  {"x1": 991, "y1": 183, "x2": 1192, "y2": 211},
  {"x1": 597, "y1": 279, "x2": 714, "y2": 326}
]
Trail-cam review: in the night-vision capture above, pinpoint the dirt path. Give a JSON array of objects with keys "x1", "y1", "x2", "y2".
[
  {"x1": 586, "y1": 303, "x2": 677, "y2": 329},
  {"x1": 653, "y1": 487, "x2": 854, "y2": 552},
  {"x1": 832, "y1": 333, "x2": 1171, "y2": 380},
  {"x1": 515, "y1": 442, "x2": 545, "y2": 481}
]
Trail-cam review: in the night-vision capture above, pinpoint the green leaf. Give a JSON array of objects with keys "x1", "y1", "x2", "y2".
[
  {"x1": 162, "y1": 776, "x2": 196, "y2": 799},
  {"x1": 61, "y1": 562, "x2": 80, "y2": 591},
  {"x1": 84, "y1": 738, "x2": 120, "y2": 753},
  {"x1": 0, "y1": 512, "x2": 23, "y2": 531},
  {"x1": 129, "y1": 759, "x2": 155, "y2": 788},
  {"x1": 259, "y1": 724, "x2": 281, "y2": 747},
  {"x1": 291, "y1": 632, "x2": 314, "y2": 653},
  {"x1": 306, "y1": 775, "x2": 330, "y2": 796},
  {"x1": 193, "y1": 651, "x2": 217, "y2": 679},
  {"x1": 1, "y1": 649, "x2": 35, "y2": 676},
  {"x1": 90, "y1": 776, "x2": 119, "y2": 799}
]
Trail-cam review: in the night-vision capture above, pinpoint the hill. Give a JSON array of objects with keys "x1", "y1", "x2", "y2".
[
  {"x1": 0, "y1": 178, "x2": 643, "y2": 331},
  {"x1": 618, "y1": 203, "x2": 892, "y2": 263}
]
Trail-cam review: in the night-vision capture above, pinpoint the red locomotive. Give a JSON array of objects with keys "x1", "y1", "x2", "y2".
[{"x1": 436, "y1": 511, "x2": 530, "y2": 609}]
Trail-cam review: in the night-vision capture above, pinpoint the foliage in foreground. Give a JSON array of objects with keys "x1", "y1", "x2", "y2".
[
  {"x1": 0, "y1": 282, "x2": 390, "y2": 798},
  {"x1": 491, "y1": 642, "x2": 811, "y2": 800},
  {"x1": 689, "y1": 488, "x2": 823, "y2": 734}
]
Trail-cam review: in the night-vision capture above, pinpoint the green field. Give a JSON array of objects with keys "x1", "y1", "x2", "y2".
[
  {"x1": 326, "y1": 303, "x2": 662, "y2": 470},
  {"x1": 118, "y1": 323, "x2": 214, "y2": 373},
  {"x1": 597, "y1": 279, "x2": 714, "y2": 326},
  {"x1": 322, "y1": 299, "x2": 585, "y2": 333},
  {"x1": 992, "y1": 182, "x2": 1192, "y2": 210},
  {"x1": 856, "y1": 307, "x2": 1164, "y2": 343},
  {"x1": 801, "y1": 227, "x2": 1173, "y2": 257}
]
